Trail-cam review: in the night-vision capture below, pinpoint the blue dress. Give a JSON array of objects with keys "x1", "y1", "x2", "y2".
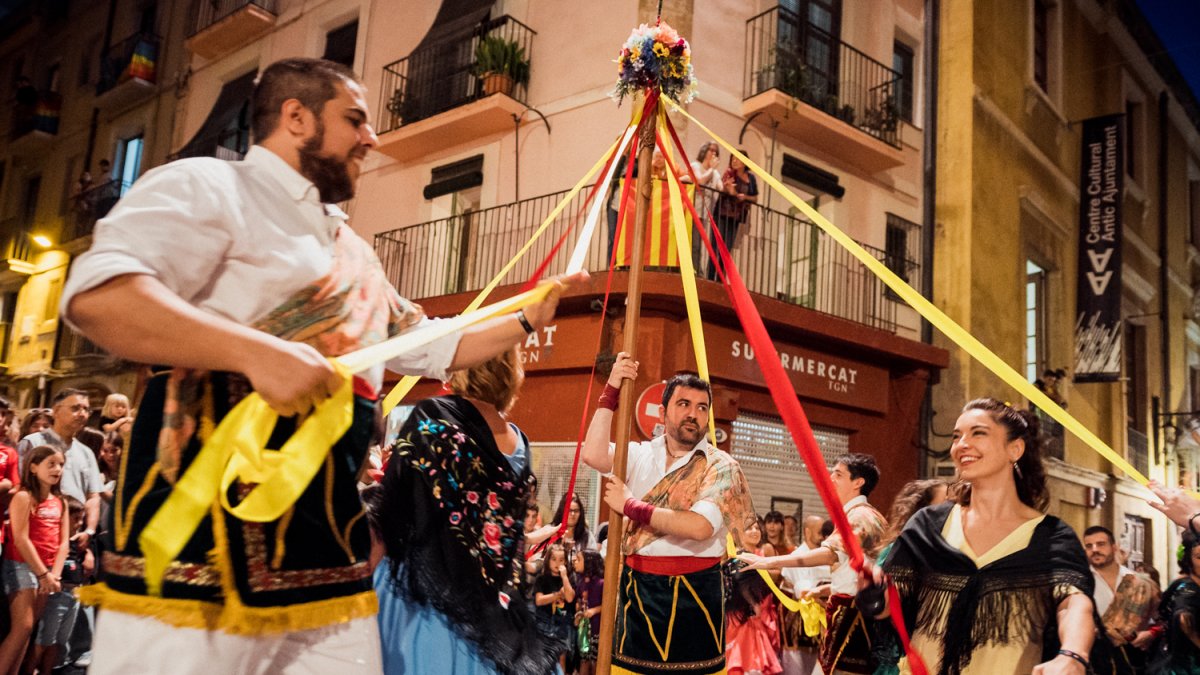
[{"x1": 375, "y1": 428, "x2": 543, "y2": 675}]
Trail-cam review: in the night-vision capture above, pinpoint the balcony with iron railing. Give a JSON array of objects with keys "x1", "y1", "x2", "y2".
[
  {"x1": 375, "y1": 15, "x2": 535, "y2": 162},
  {"x1": 374, "y1": 185, "x2": 912, "y2": 333},
  {"x1": 97, "y1": 31, "x2": 159, "y2": 108},
  {"x1": 743, "y1": 6, "x2": 904, "y2": 172},
  {"x1": 69, "y1": 179, "x2": 127, "y2": 242},
  {"x1": 187, "y1": 0, "x2": 278, "y2": 60}
]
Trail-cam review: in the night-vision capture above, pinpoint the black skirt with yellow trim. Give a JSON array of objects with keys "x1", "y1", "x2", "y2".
[
  {"x1": 613, "y1": 562, "x2": 726, "y2": 675},
  {"x1": 94, "y1": 369, "x2": 378, "y2": 633}
]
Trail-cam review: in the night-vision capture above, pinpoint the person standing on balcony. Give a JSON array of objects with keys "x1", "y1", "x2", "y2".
[
  {"x1": 60, "y1": 57, "x2": 584, "y2": 675},
  {"x1": 690, "y1": 142, "x2": 723, "y2": 271},
  {"x1": 582, "y1": 352, "x2": 757, "y2": 675},
  {"x1": 708, "y1": 153, "x2": 757, "y2": 281}
]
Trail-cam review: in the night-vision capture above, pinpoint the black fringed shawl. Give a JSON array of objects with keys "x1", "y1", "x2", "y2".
[
  {"x1": 370, "y1": 396, "x2": 558, "y2": 675},
  {"x1": 881, "y1": 502, "x2": 1116, "y2": 675}
]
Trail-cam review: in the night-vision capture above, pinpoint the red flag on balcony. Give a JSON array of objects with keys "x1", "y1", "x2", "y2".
[{"x1": 613, "y1": 178, "x2": 693, "y2": 268}]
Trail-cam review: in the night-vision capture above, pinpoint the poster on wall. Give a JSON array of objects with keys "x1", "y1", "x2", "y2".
[{"x1": 1073, "y1": 114, "x2": 1124, "y2": 383}]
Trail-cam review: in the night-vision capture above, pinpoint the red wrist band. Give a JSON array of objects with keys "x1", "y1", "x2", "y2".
[
  {"x1": 598, "y1": 384, "x2": 621, "y2": 410},
  {"x1": 623, "y1": 498, "x2": 655, "y2": 525}
]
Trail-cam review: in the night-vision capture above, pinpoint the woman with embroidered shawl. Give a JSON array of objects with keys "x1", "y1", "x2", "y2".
[
  {"x1": 1146, "y1": 530, "x2": 1200, "y2": 674},
  {"x1": 368, "y1": 347, "x2": 558, "y2": 675},
  {"x1": 866, "y1": 398, "x2": 1103, "y2": 675}
]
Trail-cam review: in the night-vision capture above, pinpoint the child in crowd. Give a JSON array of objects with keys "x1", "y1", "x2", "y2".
[
  {"x1": 572, "y1": 549, "x2": 605, "y2": 675},
  {"x1": 32, "y1": 496, "x2": 88, "y2": 674},
  {"x1": 534, "y1": 544, "x2": 576, "y2": 672},
  {"x1": 98, "y1": 431, "x2": 123, "y2": 497},
  {"x1": 98, "y1": 393, "x2": 130, "y2": 434},
  {"x1": 0, "y1": 446, "x2": 70, "y2": 673}
]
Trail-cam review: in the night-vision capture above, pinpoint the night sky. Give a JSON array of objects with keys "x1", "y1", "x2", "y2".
[{"x1": 1135, "y1": 0, "x2": 1200, "y2": 103}]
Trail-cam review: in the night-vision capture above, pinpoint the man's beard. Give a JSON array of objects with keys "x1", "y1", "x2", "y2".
[
  {"x1": 667, "y1": 417, "x2": 704, "y2": 447},
  {"x1": 298, "y1": 122, "x2": 356, "y2": 203}
]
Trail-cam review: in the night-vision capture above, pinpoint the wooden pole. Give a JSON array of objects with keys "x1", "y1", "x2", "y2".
[{"x1": 596, "y1": 95, "x2": 658, "y2": 672}]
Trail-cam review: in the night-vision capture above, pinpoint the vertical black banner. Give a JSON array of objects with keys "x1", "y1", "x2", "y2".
[{"x1": 1073, "y1": 114, "x2": 1123, "y2": 383}]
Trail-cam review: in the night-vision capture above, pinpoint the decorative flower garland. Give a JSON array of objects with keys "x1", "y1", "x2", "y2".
[{"x1": 613, "y1": 21, "x2": 696, "y2": 104}]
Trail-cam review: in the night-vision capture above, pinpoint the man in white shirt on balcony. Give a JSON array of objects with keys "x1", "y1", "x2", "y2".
[{"x1": 62, "y1": 57, "x2": 583, "y2": 675}]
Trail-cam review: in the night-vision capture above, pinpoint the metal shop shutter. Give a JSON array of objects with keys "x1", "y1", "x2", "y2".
[{"x1": 730, "y1": 412, "x2": 849, "y2": 520}]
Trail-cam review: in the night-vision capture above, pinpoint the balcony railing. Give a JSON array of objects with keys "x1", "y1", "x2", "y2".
[
  {"x1": 1128, "y1": 427, "x2": 1149, "y2": 476},
  {"x1": 745, "y1": 6, "x2": 901, "y2": 147},
  {"x1": 70, "y1": 179, "x2": 127, "y2": 241},
  {"x1": 378, "y1": 15, "x2": 534, "y2": 134},
  {"x1": 98, "y1": 32, "x2": 160, "y2": 95},
  {"x1": 10, "y1": 90, "x2": 61, "y2": 140},
  {"x1": 189, "y1": 0, "x2": 278, "y2": 36},
  {"x1": 374, "y1": 186, "x2": 911, "y2": 333}
]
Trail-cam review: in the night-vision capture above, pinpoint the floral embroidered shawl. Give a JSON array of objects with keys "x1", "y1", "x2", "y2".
[{"x1": 370, "y1": 395, "x2": 558, "y2": 675}]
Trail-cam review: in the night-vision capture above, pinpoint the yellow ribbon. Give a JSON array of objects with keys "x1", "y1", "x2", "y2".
[
  {"x1": 140, "y1": 365, "x2": 354, "y2": 594},
  {"x1": 663, "y1": 94, "x2": 1168, "y2": 493},
  {"x1": 724, "y1": 534, "x2": 807, "y2": 612},
  {"x1": 660, "y1": 114, "x2": 716, "y2": 444},
  {"x1": 665, "y1": 117, "x2": 811, "y2": 612},
  {"x1": 798, "y1": 596, "x2": 827, "y2": 637}
]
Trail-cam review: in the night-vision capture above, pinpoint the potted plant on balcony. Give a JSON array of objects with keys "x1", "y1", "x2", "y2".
[{"x1": 473, "y1": 36, "x2": 530, "y2": 96}]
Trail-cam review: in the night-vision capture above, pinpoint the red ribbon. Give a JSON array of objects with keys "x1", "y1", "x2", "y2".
[{"x1": 657, "y1": 117, "x2": 927, "y2": 675}]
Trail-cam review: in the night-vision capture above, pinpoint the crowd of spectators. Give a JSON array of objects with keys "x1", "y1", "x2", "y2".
[{"x1": 0, "y1": 391, "x2": 131, "y2": 674}]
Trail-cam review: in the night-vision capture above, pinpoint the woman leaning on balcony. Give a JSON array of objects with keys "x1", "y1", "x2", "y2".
[{"x1": 708, "y1": 152, "x2": 757, "y2": 281}]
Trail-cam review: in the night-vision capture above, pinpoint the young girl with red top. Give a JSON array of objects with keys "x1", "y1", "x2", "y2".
[{"x1": 0, "y1": 446, "x2": 69, "y2": 675}]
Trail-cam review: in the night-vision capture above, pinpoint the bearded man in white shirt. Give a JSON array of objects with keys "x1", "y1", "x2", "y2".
[
  {"x1": 1084, "y1": 525, "x2": 1159, "y2": 671},
  {"x1": 582, "y1": 352, "x2": 756, "y2": 675},
  {"x1": 62, "y1": 57, "x2": 583, "y2": 675}
]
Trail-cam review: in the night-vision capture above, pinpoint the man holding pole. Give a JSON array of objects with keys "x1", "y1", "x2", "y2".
[{"x1": 583, "y1": 352, "x2": 756, "y2": 675}]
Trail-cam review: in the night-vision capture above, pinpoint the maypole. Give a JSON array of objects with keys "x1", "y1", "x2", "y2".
[
  {"x1": 595, "y1": 89, "x2": 657, "y2": 674},
  {"x1": 595, "y1": 3, "x2": 696, "y2": 669}
]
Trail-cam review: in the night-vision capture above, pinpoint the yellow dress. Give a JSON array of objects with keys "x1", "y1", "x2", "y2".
[{"x1": 903, "y1": 504, "x2": 1079, "y2": 674}]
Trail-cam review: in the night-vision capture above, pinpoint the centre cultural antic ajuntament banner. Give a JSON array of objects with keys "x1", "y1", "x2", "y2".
[{"x1": 1073, "y1": 114, "x2": 1124, "y2": 383}]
